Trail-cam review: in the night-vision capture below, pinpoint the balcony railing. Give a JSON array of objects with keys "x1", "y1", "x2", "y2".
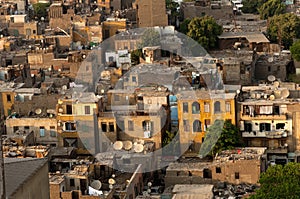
[
  {"x1": 241, "y1": 114, "x2": 287, "y2": 120},
  {"x1": 242, "y1": 130, "x2": 288, "y2": 138}
]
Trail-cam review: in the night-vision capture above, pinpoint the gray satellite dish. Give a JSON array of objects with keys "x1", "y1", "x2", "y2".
[
  {"x1": 113, "y1": 141, "x2": 123, "y2": 150},
  {"x1": 108, "y1": 178, "x2": 116, "y2": 185},
  {"x1": 268, "y1": 75, "x2": 276, "y2": 82},
  {"x1": 91, "y1": 180, "x2": 102, "y2": 190}
]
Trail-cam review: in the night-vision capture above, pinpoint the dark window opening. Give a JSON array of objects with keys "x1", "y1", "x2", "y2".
[
  {"x1": 65, "y1": 122, "x2": 76, "y2": 131},
  {"x1": 244, "y1": 123, "x2": 252, "y2": 132},
  {"x1": 6, "y1": 94, "x2": 11, "y2": 102},
  {"x1": 70, "y1": 179, "x2": 75, "y2": 187},
  {"x1": 214, "y1": 101, "x2": 221, "y2": 113},
  {"x1": 235, "y1": 172, "x2": 239, "y2": 179},
  {"x1": 101, "y1": 123, "x2": 107, "y2": 132},
  {"x1": 84, "y1": 106, "x2": 90, "y2": 114},
  {"x1": 259, "y1": 123, "x2": 271, "y2": 132},
  {"x1": 193, "y1": 120, "x2": 202, "y2": 132},
  {"x1": 109, "y1": 122, "x2": 114, "y2": 132},
  {"x1": 128, "y1": 120, "x2": 134, "y2": 131},
  {"x1": 183, "y1": 120, "x2": 190, "y2": 132},
  {"x1": 192, "y1": 101, "x2": 200, "y2": 114},
  {"x1": 216, "y1": 167, "x2": 221, "y2": 173},
  {"x1": 203, "y1": 169, "x2": 212, "y2": 178},
  {"x1": 183, "y1": 102, "x2": 188, "y2": 113},
  {"x1": 66, "y1": 104, "x2": 72, "y2": 114},
  {"x1": 276, "y1": 123, "x2": 285, "y2": 129}
]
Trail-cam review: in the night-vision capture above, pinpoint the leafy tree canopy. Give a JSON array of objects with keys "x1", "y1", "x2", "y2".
[
  {"x1": 250, "y1": 163, "x2": 300, "y2": 199},
  {"x1": 241, "y1": 0, "x2": 265, "y2": 14},
  {"x1": 200, "y1": 120, "x2": 242, "y2": 157},
  {"x1": 179, "y1": 18, "x2": 191, "y2": 35},
  {"x1": 267, "y1": 13, "x2": 300, "y2": 49},
  {"x1": 138, "y1": 28, "x2": 161, "y2": 49},
  {"x1": 32, "y1": 3, "x2": 50, "y2": 21},
  {"x1": 186, "y1": 16, "x2": 222, "y2": 50},
  {"x1": 258, "y1": 0, "x2": 286, "y2": 20},
  {"x1": 290, "y1": 39, "x2": 300, "y2": 61}
]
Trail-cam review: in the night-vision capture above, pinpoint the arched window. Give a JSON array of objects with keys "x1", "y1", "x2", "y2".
[
  {"x1": 214, "y1": 101, "x2": 221, "y2": 113},
  {"x1": 193, "y1": 120, "x2": 202, "y2": 132},
  {"x1": 192, "y1": 101, "x2": 200, "y2": 114}
]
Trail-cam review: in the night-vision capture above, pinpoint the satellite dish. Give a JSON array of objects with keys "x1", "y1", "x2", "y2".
[
  {"x1": 269, "y1": 95, "x2": 275, "y2": 101},
  {"x1": 281, "y1": 89, "x2": 290, "y2": 99},
  {"x1": 35, "y1": 108, "x2": 42, "y2": 115},
  {"x1": 255, "y1": 93, "x2": 261, "y2": 99},
  {"x1": 123, "y1": 141, "x2": 133, "y2": 150},
  {"x1": 58, "y1": 108, "x2": 64, "y2": 113},
  {"x1": 268, "y1": 75, "x2": 276, "y2": 82},
  {"x1": 268, "y1": 57, "x2": 274, "y2": 62},
  {"x1": 274, "y1": 90, "x2": 281, "y2": 99},
  {"x1": 62, "y1": 85, "x2": 67, "y2": 90},
  {"x1": 250, "y1": 92, "x2": 256, "y2": 99},
  {"x1": 108, "y1": 178, "x2": 116, "y2": 185},
  {"x1": 273, "y1": 81, "x2": 280, "y2": 88},
  {"x1": 91, "y1": 180, "x2": 102, "y2": 190},
  {"x1": 113, "y1": 141, "x2": 123, "y2": 150},
  {"x1": 134, "y1": 143, "x2": 144, "y2": 153}
]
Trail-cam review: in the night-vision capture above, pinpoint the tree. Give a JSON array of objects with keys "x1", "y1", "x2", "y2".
[
  {"x1": 186, "y1": 16, "x2": 222, "y2": 50},
  {"x1": 258, "y1": 0, "x2": 286, "y2": 20},
  {"x1": 138, "y1": 28, "x2": 161, "y2": 48},
  {"x1": 290, "y1": 39, "x2": 300, "y2": 61},
  {"x1": 267, "y1": 13, "x2": 300, "y2": 49},
  {"x1": 130, "y1": 49, "x2": 143, "y2": 65},
  {"x1": 199, "y1": 120, "x2": 242, "y2": 157},
  {"x1": 241, "y1": 0, "x2": 265, "y2": 14},
  {"x1": 32, "y1": 3, "x2": 50, "y2": 21},
  {"x1": 179, "y1": 18, "x2": 191, "y2": 34},
  {"x1": 250, "y1": 163, "x2": 300, "y2": 199},
  {"x1": 166, "y1": 0, "x2": 180, "y2": 26}
]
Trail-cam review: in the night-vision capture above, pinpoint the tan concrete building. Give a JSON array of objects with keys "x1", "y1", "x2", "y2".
[{"x1": 134, "y1": 0, "x2": 168, "y2": 28}]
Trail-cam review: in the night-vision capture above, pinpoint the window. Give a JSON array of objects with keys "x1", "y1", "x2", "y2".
[
  {"x1": 235, "y1": 172, "x2": 240, "y2": 179},
  {"x1": 66, "y1": 104, "x2": 72, "y2": 114},
  {"x1": 6, "y1": 94, "x2": 11, "y2": 102},
  {"x1": 70, "y1": 179, "x2": 75, "y2": 187},
  {"x1": 24, "y1": 126, "x2": 30, "y2": 131},
  {"x1": 132, "y1": 76, "x2": 137, "y2": 82},
  {"x1": 260, "y1": 123, "x2": 271, "y2": 132},
  {"x1": 268, "y1": 66, "x2": 271, "y2": 72},
  {"x1": 117, "y1": 120, "x2": 125, "y2": 132},
  {"x1": 204, "y1": 102, "x2": 210, "y2": 112},
  {"x1": 204, "y1": 119, "x2": 211, "y2": 130},
  {"x1": 33, "y1": 30, "x2": 36, "y2": 34},
  {"x1": 244, "y1": 123, "x2": 252, "y2": 132},
  {"x1": 109, "y1": 122, "x2": 114, "y2": 132},
  {"x1": 276, "y1": 123, "x2": 285, "y2": 129},
  {"x1": 65, "y1": 122, "x2": 76, "y2": 131},
  {"x1": 192, "y1": 102, "x2": 200, "y2": 114},
  {"x1": 101, "y1": 122, "x2": 107, "y2": 132},
  {"x1": 225, "y1": 102, "x2": 231, "y2": 112},
  {"x1": 203, "y1": 169, "x2": 212, "y2": 179},
  {"x1": 214, "y1": 101, "x2": 221, "y2": 113},
  {"x1": 114, "y1": 94, "x2": 120, "y2": 101},
  {"x1": 183, "y1": 120, "x2": 190, "y2": 132},
  {"x1": 50, "y1": 126, "x2": 56, "y2": 137},
  {"x1": 13, "y1": 126, "x2": 19, "y2": 132},
  {"x1": 216, "y1": 167, "x2": 221, "y2": 173},
  {"x1": 84, "y1": 106, "x2": 90, "y2": 114},
  {"x1": 183, "y1": 102, "x2": 188, "y2": 113},
  {"x1": 128, "y1": 120, "x2": 134, "y2": 131},
  {"x1": 193, "y1": 120, "x2": 202, "y2": 132},
  {"x1": 40, "y1": 127, "x2": 45, "y2": 137}
]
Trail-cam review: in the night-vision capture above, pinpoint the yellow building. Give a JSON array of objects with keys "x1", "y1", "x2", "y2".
[
  {"x1": 56, "y1": 92, "x2": 100, "y2": 155},
  {"x1": 177, "y1": 90, "x2": 236, "y2": 154}
]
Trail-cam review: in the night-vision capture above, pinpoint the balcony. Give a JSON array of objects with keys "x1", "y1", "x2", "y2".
[
  {"x1": 241, "y1": 114, "x2": 287, "y2": 120},
  {"x1": 242, "y1": 130, "x2": 288, "y2": 138}
]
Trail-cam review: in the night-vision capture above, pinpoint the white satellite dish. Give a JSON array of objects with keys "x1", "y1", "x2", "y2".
[
  {"x1": 269, "y1": 95, "x2": 275, "y2": 101},
  {"x1": 273, "y1": 81, "x2": 280, "y2": 88},
  {"x1": 268, "y1": 57, "x2": 274, "y2": 62},
  {"x1": 91, "y1": 180, "x2": 102, "y2": 190},
  {"x1": 255, "y1": 93, "x2": 261, "y2": 99},
  {"x1": 35, "y1": 108, "x2": 42, "y2": 115},
  {"x1": 108, "y1": 178, "x2": 116, "y2": 185},
  {"x1": 267, "y1": 75, "x2": 276, "y2": 82},
  {"x1": 62, "y1": 85, "x2": 67, "y2": 90},
  {"x1": 113, "y1": 141, "x2": 123, "y2": 150},
  {"x1": 134, "y1": 143, "x2": 144, "y2": 153},
  {"x1": 250, "y1": 92, "x2": 256, "y2": 99},
  {"x1": 281, "y1": 89, "x2": 290, "y2": 99},
  {"x1": 58, "y1": 108, "x2": 64, "y2": 113},
  {"x1": 123, "y1": 141, "x2": 133, "y2": 150}
]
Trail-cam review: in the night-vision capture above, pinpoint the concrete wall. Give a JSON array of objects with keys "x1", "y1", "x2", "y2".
[{"x1": 11, "y1": 161, "x2": 50, "y2": 199}]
